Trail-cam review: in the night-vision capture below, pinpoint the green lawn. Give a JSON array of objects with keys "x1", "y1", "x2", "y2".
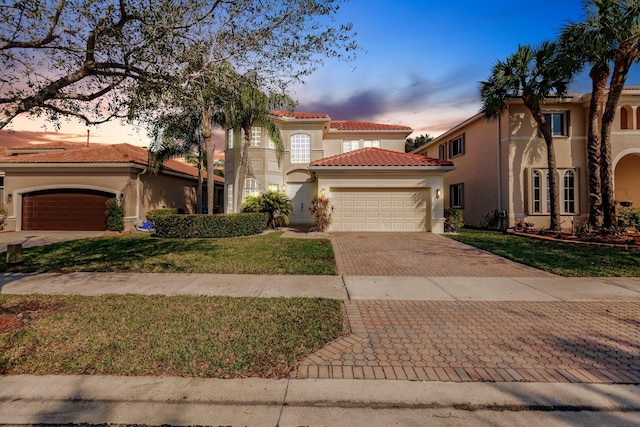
[
  {"x1": 0, "y1": 232, "x2": 336, "y2": 275},
  {"x1": 447, "y1": 229, "x2": 640, "y2": 277},
  {"x1": 0, "y1": 294, "x2": 343, "y2": 378}
]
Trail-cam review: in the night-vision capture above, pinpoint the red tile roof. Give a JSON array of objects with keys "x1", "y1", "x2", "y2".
[
  {"x1": 309, "y1": 148, "x2": 454, "y2": 167},
  {"x1": 269, "y1": 110, "x2": 329, "y2": 119},
  {"x1": 329, "y1": 121, "x2": 413, "y2": 132},
  {"x1": 0, "y1": 142, "x2": 222, "y2": 182}
]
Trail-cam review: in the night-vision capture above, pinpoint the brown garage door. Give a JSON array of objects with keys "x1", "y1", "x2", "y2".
[{"x1": 22, "y1": 190, "x2": 112, "y2": 231}]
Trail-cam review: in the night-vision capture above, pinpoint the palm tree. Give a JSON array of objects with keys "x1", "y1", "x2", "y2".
[
  {"x1": 149, "y1": 109, "x2": 206, "y2": 213},
  {"x1": 561, "y1": 0, "x2": 640, "y2": 229},
  {"x1": 214, "y1": 76, "x2": 295, "y2": 212},
  {"x1": 479, "y1": 42, "x2": 577, "y2": 231}
]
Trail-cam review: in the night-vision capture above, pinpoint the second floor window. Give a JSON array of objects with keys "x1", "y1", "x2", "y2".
[
  {"x1": 543, "y1": 112, "x2": 567, "y2": 136},
  {"x1": 342, "y1": 140, "x2": 360, "y2": 153},
  {"x1": 438, "y1": 143, "x2": 447, "y2": 160},
  {"x1": 227, "y1": 129, "x2": 234, "y2": 149},
  {"x1": 363, "y1": 139, "x2": 381, "y2": 148},
  {"x1": 290, "y1": 134, "x2": 311, "y2": 163},
  {"x1": 449, "y1": 135, "x2": 464, "y2": 158},
  {"x1": 250, "y1": 127, "x2": 261, "y2": 146}
]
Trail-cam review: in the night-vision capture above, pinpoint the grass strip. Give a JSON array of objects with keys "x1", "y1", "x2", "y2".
[
  {"x1": 447, "y1": 229, "x2": 640, "y2": 277},
  {"x1": 0, "y1": 232, "x2": 336, "y2": 275},
  {"x1": 0, "y1": 294, "x2": 343, "y2": 378}
]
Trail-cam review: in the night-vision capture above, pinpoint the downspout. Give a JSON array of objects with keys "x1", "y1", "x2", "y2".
[
  {"x1": 136, "y1": 167, "x2": 148, "y2": 220},
  {"x1": 497, "y1": 114, "x2": 504, "y2": 229}
]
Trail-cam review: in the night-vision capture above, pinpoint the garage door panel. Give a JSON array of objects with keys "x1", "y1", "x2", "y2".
[
  {"x1": 331, "y1": 188, "x2": 430, "y2": 232},
  {"x1": 22, "y1": 190, "x2": 111, "y2": 231}
]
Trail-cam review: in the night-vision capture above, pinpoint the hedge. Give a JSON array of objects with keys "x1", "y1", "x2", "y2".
[
  {"x1": 153, "y1": 213, "x2": 269, "y2": 238},
  {"x1": 146, "y1": 208, "x2": 180, "y2": 225}
]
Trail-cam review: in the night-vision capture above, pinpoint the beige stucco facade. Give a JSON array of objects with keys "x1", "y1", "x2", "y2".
[
  {"x1": 224, "y1": 113, "x2": 454, "y2": 232},
  {"x1": 414, "y1": 87, "x2": 640, "y2": 229},
  {"x1": 0, "y1": 164, "x2": 203, "y2": 231}
]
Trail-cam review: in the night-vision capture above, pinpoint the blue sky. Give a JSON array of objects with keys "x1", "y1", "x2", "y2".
[
  {"x1": 294, "y1": 0, "x2": 640, "y2": 135},
  {"x1": 4, "y1": 0, "x2": 640, "y2": 147}
]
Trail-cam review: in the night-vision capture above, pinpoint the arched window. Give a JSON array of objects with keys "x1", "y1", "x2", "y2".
[
  {"x1": 290, "y1": 134, "x2": 311, "y2": 163},
  {"x1": 533, "y1": 170, "x2": 541, "y2": 213},
  {"x1": 621, "y1": 105, "x2": 633, "y2": 129},
  {"x1": 563, "y1": 170, "x2": 575, "y2": 213},
  {"x1": 243, "y1": 178, "x2": 261, "y2": 200}
]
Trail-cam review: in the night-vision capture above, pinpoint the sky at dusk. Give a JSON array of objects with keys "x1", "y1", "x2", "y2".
[{"x1": 3, "y1": 0, "x2": 640, "y2": 152}]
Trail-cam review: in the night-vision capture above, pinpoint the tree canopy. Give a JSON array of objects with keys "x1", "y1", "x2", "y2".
[
  {"x1": 405, "y1": 134, "x2": 433, "y2": 152},
  {"x1": 0, "y1": 0, "x2": 357, "y2": 129}
]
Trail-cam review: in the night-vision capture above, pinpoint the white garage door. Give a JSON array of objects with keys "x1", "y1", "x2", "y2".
[{"x1": 331, "y1": 188, "x2": 430, "y2": 232}]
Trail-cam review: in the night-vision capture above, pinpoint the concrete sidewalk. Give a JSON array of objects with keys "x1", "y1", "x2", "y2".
[
  {"x1": 2, "y1": 272, "x2": 640, "y2": 301},
  {"x1": 2, "y1": 375, "x2": 639, "y2": 426}
]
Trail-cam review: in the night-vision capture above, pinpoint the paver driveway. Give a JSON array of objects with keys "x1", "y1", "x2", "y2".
[{"x1": 331, "y1": 232, "x2": 553, "y2": 277}]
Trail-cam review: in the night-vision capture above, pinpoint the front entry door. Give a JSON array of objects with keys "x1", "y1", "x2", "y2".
[{"x1": 286, "y1": 183, "x2": 315, "y2": 223}]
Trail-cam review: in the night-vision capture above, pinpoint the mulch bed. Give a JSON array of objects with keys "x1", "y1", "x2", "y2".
[{"x1": 0, "y1": 299, "x2": 64, "y2": 334}]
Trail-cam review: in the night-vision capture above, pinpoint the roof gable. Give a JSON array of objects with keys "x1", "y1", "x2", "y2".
[{"x1": 309, "y1": 147, "x2": 454, "y2": 167}]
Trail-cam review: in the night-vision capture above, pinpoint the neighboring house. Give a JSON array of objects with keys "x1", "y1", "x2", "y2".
[
  {"x1": 0, "y1": 142, "x2": 224, "y2": 231},
  {"x1": 413, "y1": 87, "x2": 640, "y2": 229},
  {"x1": 224, "y1": 111, "x2": 456, "y2": 232}
]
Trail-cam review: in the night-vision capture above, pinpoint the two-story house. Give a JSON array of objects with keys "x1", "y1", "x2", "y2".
[
  {"x1": 224, "y1": 111, "x2": 456, "y2": 232},
  {"x1": 414, "y1": 87, "x2": 640, "y2": 230}
]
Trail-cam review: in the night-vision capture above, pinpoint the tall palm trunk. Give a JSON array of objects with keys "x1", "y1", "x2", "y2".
[
  {"x1": 600, "y1": 41, "x2": 638, "y2": 227},
  {"x1": 199, "y1": 106, "x2": 214, "y2": 215},
  {"x1": 527, "y1": 98, "x2": 561, "y2": 231},
  {"x1": 586, "y1": 63, "x2": 610, "y2": 228},
  {"x1": 196, "y1": 146, "x2": 204, "y2": 213},
  {"x1": 235, "y1": 128, "x2": 251, "y2": 212}
]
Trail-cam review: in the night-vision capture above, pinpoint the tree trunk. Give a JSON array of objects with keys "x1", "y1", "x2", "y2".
[
  {"x1": 586, "y1": 63, "x2": 609, "y2": 228},
  {"x1": 196, "y1": 147, "x2": 203, "y2": 214},
  {"x1": 199, "y1": 106, "x2": 214, "y2": 215},
  {"x1": 526, "y1": 98, "x2": 561, "y2": 231},
  {"x1": 235, "y1": 128, "x2": 251, "y2": 212},
  {"x1": 600, "y1": 42, "x2": 638, "y2": 228}
]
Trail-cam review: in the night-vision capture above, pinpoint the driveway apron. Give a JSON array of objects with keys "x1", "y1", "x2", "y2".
[{"x1": 330, "y1": 232, "x2": 554, "y2": 277}]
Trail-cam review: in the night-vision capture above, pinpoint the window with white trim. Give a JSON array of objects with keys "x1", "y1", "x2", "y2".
[
  {"x1": 243, "y1": 178, "x2": 261, "y2": 200},
  {"x1": 363, "y1": 139, "x2": 381, "y2": 148},
  {"x1": 268, "y1": 136, "x2": 276, "y2": 149},
  {"x1": 290, "y1": 133, "x2": 311, "y2": 163},
  {"x1": 450, "y1": 183, "x2": 464, "y2": 209},
  {"x1": 227, "y1": 129, "x2": 234, "y2": 149},
  {"x1": 250, "y1": 127, "x2": 261, "y2": 147},
  {"x1": 532, "y1": 170, "x2": 541, "y2": 213},
  {"x1": 226, "y1": 183, "x2": 234, "y2": 213},
  {"x1": 268, "y1": 184, "x2": 280, "y2": 192},
  {"x1": 563, "y1": 170, "x2": 575, "y2": 213},
  {"x1": 449, "y1": 134, "x2": 465, "y2": 158},
  {"x1": 0, "y1": 174, "x2": 4, "y2": 210},
  {"x1": 342, "y1": 139, "x2": 360, "y2": 153},
  {"x1": 529, "y1": 168, "x2": 579, "y2": 215}
]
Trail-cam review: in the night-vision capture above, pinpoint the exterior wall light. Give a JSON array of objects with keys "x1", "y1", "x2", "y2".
[
  {"x1": 321, "y1": 188, "x2": 325, "y2": 197},
  {"x1": 281, "y1": 184, "x2": 286, "y2": 192},
  {"x1": 436, "y1": 188, "x2": 441, "y2": 199}
]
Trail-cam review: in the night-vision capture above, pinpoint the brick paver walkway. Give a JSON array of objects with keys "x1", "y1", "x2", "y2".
[
  {"x1": 331, "y1": 232, "x2": 554, "y2": 276},
  {"x1": 291, "y1": 301, "x2": 640, "y2": 383}
]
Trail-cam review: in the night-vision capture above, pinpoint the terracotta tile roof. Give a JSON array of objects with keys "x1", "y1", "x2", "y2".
[
  {"x1": 0, "y1": 142, "x2": 220, "y2": 181},
  {"x1": 309, "y1": 148, "x2": 454, "y2": 167},
  {"x1": 330, "y1": 121, "x2": 413, "y2": 131},
  {"x1": 269, "y1": 110, "x2": 330, "y2": 119}
]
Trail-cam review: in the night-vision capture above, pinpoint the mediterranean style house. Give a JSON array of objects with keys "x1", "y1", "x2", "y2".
[
  {"x1": 0, "y1": 142, "x2": 224, "y2": 231},
  {"x1": 413, "y1": 87, "x2": 640, "y2": 230},
  {"x1": 224, "y1": 111, "x2": 455, "y2": 232}
]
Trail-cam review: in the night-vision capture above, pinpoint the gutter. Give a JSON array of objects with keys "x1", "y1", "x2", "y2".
[{"x1": 308, "y1": 165, "x2": 457, "y2": 172}]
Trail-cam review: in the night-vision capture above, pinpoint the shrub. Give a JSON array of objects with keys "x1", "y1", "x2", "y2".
[
  {"x1": 153, "y1": 213, "x2": 268, "y2": 238},
  {"x1": 480, "y1": 209, "x2": 500, "y2": 229},
  {"x1": 444, "y1": 208, "x2": 464, "y2": 232},
  {"x1": 309, "y1": 196, "x2": 334, "y2": 232},
  {"x1": 619, "y1": 206, "x2": 640, "y2": 231},
  {"x1": 0, "y1": 209, "x2": 6, "y2": 231},
  {"x1": 241, "y1": 191, "x2": 293, "y2": 229},
  {"x1": 146, "y1": 208, "x2": 180, "y2": 225},
  {"x1": 105, "y1": 198, "x2": 125, "y2": 232}
]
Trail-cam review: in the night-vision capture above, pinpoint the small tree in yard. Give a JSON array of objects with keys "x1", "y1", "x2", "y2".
[
  {"x1": 309, "y1": 196, "x2": 334, "y2": 232},
  {"x1": 241, "y1": 191, "x2": 293, "y2": 229},
  {"x1": 105, "y1": 198, "x2": 125, "y2": 232}
]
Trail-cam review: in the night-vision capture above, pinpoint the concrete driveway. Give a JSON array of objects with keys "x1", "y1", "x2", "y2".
[
  {"x1": 0, "y1": 230, "x2": 104, "y2": 253},
  {"x1": 330, "y1": 232, "x2": 554, "y2": 277}
]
